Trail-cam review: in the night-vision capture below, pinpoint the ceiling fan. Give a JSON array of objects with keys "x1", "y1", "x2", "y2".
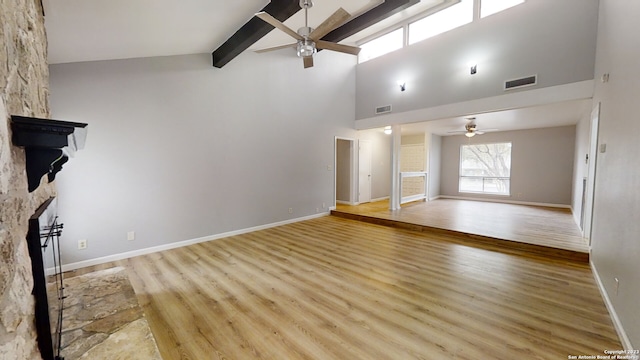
[
  {"x1": 254, "y1": 0, "x2": 361, "y2": 68},
  {"x1": 448, "y1": 117, "x2": 497, "y2": 138}
]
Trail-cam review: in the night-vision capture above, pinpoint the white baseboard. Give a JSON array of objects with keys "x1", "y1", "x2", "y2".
[
  {"x1": 591, "y1": 260, "x2": 633, "y2": 350},
  {"x1": 61, "y1": 212, "x2": 330, "y2": 272},
  {"x1": 336, "y1": 200, "x2": 353, "y2": 205},
  {"x1": 371, "y1": 196, "x2": 390, "y2": 202},
  {"x1": 438, "y1": 195, "x2": 571, "y2": 209},
  {"x1": 428, "y1": 195, "x2": 441, "y2": 201}
]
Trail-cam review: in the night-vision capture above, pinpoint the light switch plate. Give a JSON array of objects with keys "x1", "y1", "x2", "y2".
[{"x1": 599, "y1": 143, "x2": 607, "y2": 153}]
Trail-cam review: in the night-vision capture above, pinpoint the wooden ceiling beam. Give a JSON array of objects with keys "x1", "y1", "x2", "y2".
[
  {"x1": 211, "y1": 0, "x2": 420, "y2": 68},
  {"x1": 212, "y1": 0, "x2": 300, "y2": 68}
]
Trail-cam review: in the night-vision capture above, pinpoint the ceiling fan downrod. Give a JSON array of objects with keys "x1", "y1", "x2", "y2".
[{"x1": 297, "y1": 0, "x2": 316, "y2": 58}]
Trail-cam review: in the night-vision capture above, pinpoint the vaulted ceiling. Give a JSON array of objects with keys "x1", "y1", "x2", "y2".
[
  {"x1": 42, "y1": 0, "x2": 444, "y2": 65},
  {"x1": 212, "y1": 0, "x2": 421, "y2": 68},
  {"x1": 42, "y1": 0, "x2": 592, "y2": 135}
]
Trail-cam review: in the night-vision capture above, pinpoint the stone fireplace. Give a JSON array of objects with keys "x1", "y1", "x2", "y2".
[{"x1": 1, "y1": 0, "x2": 57, "y2": 358}]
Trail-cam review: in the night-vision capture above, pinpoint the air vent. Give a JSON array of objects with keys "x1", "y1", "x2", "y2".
[
  {"x1": 504, "y1": 75, "x2": 537, "y2": 90},
  {"x1": 375, "y1": 105, "x2": 392, "y2": 114}
]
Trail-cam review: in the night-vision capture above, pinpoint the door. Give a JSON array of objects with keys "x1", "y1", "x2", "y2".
[
  {"x1": 358, "y1": 140, "x2": 372, "y2": 204},
  {"x1": 583, "y1": 103, "x2": 600, "y2": 244}
]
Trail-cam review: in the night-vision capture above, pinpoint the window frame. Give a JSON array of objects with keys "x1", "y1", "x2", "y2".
[
  {"x1": 357, "y1": 26, "x2": 405, "y2": 64},
  {"x1": 356, "y1": 0, "x2": 526, "y2": 63},
  {"x1": 458, "y1": 141, "x2": 512, "y2": 196},
  {"x1": 407, "y1": 0, "x2": 474, "y2": 46},
  {"x1": 356, "y1": 0, "x2": 461, "y2": 63}
]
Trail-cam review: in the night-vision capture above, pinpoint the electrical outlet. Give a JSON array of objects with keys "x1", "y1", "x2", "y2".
[
  {"x1": 322, "y1": 202, "x2": 326, "y2": 209},
  {"x1": 615, "y1": 278, "x2": 619, "y2": 295},
  {"x1": 127, "y1": 231, "x2": 135, "y2": 241},
  {"x1": 316, "y1": 208, "x2": 320, "y2": 213},
  {"x1": 288, "y1": 208, "x2": 293, "y2": 214},
  {"x1": 78, "y1": 239, "x2": 87, "y2": 250}
]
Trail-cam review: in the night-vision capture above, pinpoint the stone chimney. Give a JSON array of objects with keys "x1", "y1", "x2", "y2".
[{"x1": 1, "y1": 0, "x2": 57, "y2": 358}]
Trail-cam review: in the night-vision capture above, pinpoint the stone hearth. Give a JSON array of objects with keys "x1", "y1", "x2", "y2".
[{"x1": 59, "y1": 267, "x2": 161, "y2": 359}]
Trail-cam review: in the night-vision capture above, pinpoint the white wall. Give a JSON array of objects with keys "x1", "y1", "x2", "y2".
[
  {"x1": 355, "y1": 0, "x2": 598, "y2": 120},
  {"x1": 358, "y1": 129, "x2": 391, "y2": 200},
  {"x1": 49, "y1": 50, "x2": 357, "y2": 264},
  {"x1": 590, "y1": 0, "x2": 640, "y2": 349},
  {"x1": 428, "y1": 134, "x2": 442, "y2": 200},
  {"x1": 440, "y1": 126, "x2": 576, "y2": 205}
]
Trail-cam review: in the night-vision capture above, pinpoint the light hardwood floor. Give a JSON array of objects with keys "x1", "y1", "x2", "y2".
[
  {"x1": 73, "y1": 216, "x2": 620, "y2": 359},
  {"x1": 334, "y1": 199, "x2": 589, "y2": 261}
]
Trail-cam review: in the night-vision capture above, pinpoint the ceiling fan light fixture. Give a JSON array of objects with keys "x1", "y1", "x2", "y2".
[
  {"x1": 255, "y1": 6, "x2": 358, "y2": 69},
  {"x1": 465, "y1": 131, "x2": 475, "y2": 138},
  {"x1": 297, "y1": 40, "x2": 316, "y2": 58}
]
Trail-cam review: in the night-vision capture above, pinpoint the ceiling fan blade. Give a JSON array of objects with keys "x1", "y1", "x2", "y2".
[
  {"x1": 316, "y1": 40, "x2": 361, "y2": 55},
  {"x1": 255, "y1": 12, "x2": 303, "y2": 41},
  {"x1": 303, "y1": 56, "x2": 314, "y2": 68},
  {"x1": 447, "y1": 130, "x2": 468, "y2": 134},
  {"x1": 254, "y1": 43, "x2": 297, "y2": 53},
  {"x1": 309, "y1": 8, "x2": 351, "y2": 40}
]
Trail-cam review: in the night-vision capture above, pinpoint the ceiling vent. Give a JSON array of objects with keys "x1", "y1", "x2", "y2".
[
  {"x1": 504, "y1": 75, "x2": 537, "y2": 90},
  {"x1": 375, "y1": 105, "x2": 392, "y2": 115}
]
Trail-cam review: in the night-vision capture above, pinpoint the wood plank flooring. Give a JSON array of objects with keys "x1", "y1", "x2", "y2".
[
  {"x1": 73, "y1": 216, "x2": 620, "y2": 359},
  {"x1": 333, "y1": 199, "x2": 589, "y2": 262}
]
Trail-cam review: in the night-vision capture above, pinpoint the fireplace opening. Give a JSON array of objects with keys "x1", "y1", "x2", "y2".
[{"x1": 26, "y1": 197, "x2": 65, "y2": 360}]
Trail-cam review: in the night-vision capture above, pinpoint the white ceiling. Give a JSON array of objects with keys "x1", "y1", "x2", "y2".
[
  {"x1": 400, "y1": 99, "x2": 592, "y2": 136},
  {"x1": 43, "y1": 0, "x2": 445, "y2": 64},
  {"x1": 42, "y1": 0, "x2": 591, "y2": 135},
  {"x1": 43, "y1": 0, "x2": 271, "y2": 64}
]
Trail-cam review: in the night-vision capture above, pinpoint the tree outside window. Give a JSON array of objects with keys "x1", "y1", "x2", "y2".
[{"x1": 459, "y1": 142, "x2": 512, "y2": 195}]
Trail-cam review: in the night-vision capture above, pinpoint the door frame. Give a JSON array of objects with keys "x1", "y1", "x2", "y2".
[
  {"x1": 334, "y1": 136, "x2": 358, "y2": 208},
  {"x1": 358, "y1": 139, "x2": 372, "y2": 204},
  {"x1": 583, "y1": 102, "x2": 600, "y2": 244}
]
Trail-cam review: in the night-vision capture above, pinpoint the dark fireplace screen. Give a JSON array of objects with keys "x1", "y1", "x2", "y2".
[{"x1": 27, "y1": 197, "x2": 65, "y2": 360}]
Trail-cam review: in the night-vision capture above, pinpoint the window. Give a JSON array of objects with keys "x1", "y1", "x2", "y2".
[
  {"x1": 480, "y1": 0, "x2": 525, "y2": 18},
  {"x1": 408, "y1": 0, "x2": 473, "y2": 45},
  {"x1": 358, "y1": 0, "x2": 525, "y2": 63},
  {"x1": 358, "y1": 28, "x2": 404, "y2": 64},
  {"x1": 459, "y1": 142, "x2": 512, "y2": 195}
]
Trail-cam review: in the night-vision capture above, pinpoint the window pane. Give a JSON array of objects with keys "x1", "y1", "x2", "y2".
[
  {"x1": 483, "y1": 178, "x2": 510, "y2": 194},
  {"x1": 459, "y1": 142, "x2": 512, "y2": 195},
  {"x1": 358, "y1": 28, "x2": 404, "y2": 64},
  {"x1": 408, "y1": 0, "x2": 473, "y2": 45},
  {"x1": 460, "y1": 177, "x2": 483, "y2": 192},
  {"x1": 481, "y1": 0, "x2": 525, "y2": 18}
]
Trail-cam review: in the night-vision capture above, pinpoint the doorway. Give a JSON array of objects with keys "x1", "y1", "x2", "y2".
[{"x1": 335, "y1": 137, "x2": 357, "y2": 206}]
